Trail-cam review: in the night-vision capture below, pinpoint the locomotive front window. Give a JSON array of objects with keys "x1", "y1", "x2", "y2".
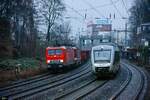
[
  {"x1": 56, "y1": 50, "x2": 62, "y2": 55},
  {"x1": 94, "y1": 50, "x2": 111, "y2": 63},
  {"x1": 48, "y1": 50, "x2": 55, "y2": 55},
  {"x1": 48, "y1": 49, "x2": 62, "y2": 55}
]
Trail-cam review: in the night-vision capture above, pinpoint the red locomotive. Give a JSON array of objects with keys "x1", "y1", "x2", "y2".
[
  {"x1": 46, "y1": 46, "x2": 89, "y2": 70},
  {"x1": 46, "y1": 46, "x2": 75, "y2": 70}
]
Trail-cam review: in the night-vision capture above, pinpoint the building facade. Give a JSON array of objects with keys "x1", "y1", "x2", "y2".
[
  {"x1": 80, "y1": 18, "x2": 112, "y2": 51},
  {"x1": 137, "y1": 22, "x2": 150, "y2": 46}
]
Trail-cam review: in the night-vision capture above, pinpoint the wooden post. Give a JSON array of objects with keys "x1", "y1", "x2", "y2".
[{"x1": 15, "y1": 64, "x2": 21, "y2": 79}]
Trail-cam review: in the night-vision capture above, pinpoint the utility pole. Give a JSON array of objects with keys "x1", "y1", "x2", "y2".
[
  {"x1": 125, "y1": 22, "x2": 127, "y2": 47},
  {"x1": 116, "y1": 30, "x2": 119, "y2": 44},
  {"x1": 122, "y1": 17, "x2": 128, "y2": 47}
]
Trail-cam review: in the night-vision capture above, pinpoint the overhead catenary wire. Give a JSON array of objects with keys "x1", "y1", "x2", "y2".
[
  {"x1": 65, "y1": 3, "x2": 85, "y2": 19},
  {"x1": 77, "y1": 0, "x2": 120, "y2": 11},
  {"x1": 95, "y1": 0, "x2": 120, "y2": 9},
  {"x1": 121, "y1": 0, "x2": 129, "y2": 16},
  {"x1": 64, "y1": 3, "x2": 87, "y2": 34},
  {"x1": 64, "y1": 16, "x2": 85, "y2": 23},
  {"x1": 64, "y1": 5, "x2": 87, "y2": 24},
  {"x1": 110, "y1": 0, "x2": 124, "y2": 18},
  {"x1": 82, "y1": 0, "x2": 106, "y2": 18}
]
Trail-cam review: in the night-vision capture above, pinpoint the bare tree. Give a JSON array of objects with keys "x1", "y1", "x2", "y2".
[
  {"x1": 0, "y1": 0, "x2": 18, "y2": 58},
  {"x1": 129, "y1": 0, "x2": 150, "y2": 47},
  {"x1": 12, "y1": 0, "x2": 37, "y2": 57},
  {"x1": 60, "y1": 21, "x2": 71, "y2": 45},
  {"x1": 0, "y1": 0, "x2": 37, "y2": 58},
  {"x1": 57, "y1": 21, "x2": 73, "y2": 46},
  {"x1": 37, "y1": 0, "x2": 65, "y2": 43}
]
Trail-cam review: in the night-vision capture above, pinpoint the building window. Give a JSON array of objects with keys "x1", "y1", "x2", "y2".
[
  {"x1": 142, "y1": 26, "x2": 146, "y2": 31},
  {"x1": 148, "y1": 26, "x2": 150, "y2": 31}
]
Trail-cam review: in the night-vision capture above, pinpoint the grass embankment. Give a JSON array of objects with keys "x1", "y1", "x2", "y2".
[{"x1": 0, "y1": 58, "x2": 47, "y2": 86}]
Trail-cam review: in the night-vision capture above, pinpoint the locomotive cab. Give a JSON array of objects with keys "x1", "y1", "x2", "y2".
[
  {"x1": 46, "y1": 47, "x2": 65, "y2": 69},
  {"x1": 46, "y1": 46, "x2": 75, "y2": 70},
  {"x1": 91, "y1": 43, "x2": 120, "y2": 77}
]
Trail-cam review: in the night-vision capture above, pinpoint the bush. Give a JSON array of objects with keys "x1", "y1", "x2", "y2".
[
  {"x1": 138, "y1": 46, "x2": 150, "y2": 65},
  {"x1": 0, "y1": 58, "x2": 39, "y2": 70}
]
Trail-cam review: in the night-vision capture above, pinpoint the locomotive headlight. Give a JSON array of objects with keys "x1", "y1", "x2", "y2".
[
  {"x1": 47, "y1": 60, "x2": 50, "y2": 63},
  {"x1": 60, "y1": 60, "x2": 63, "y2": 63},
  {"x1": 74, "y1": 58, "x2": 77, "y2": 60}
]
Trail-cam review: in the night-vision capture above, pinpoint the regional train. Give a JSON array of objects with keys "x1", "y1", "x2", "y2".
[
  {"x1": 46, "y1": 46, "x2": 89, "y2": 71},
  {"x1": 91, "y1": 43, "x2": 120, "y2": 77}
]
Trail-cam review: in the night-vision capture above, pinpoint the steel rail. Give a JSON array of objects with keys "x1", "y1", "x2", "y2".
[
  {"x1": 0, "y1": 62, "x2": 90, "y2": 98},
  {"x1": 109, "y1": 62, "x2": 132, "y2": 100},
  {"x1": 54, "y1": 75, "x2": 97, "y2": 99},
  {"x1": 125, "y1": 61, "x2": 147, "y2": 100},
  {"x1": 110, "y1": 60, "x2": 147, "y2": 100},
  {"x1": 9, "y1": 64, "x2": 91, "y2": 99}
]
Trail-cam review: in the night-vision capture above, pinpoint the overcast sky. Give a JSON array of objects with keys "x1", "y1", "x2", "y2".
[{"x1": 63, "y1": 0, "x2": 134, "y2": 36}]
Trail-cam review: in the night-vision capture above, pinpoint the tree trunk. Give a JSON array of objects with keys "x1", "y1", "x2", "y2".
[{"x1": 0, "y1": 17, "x2": 13, "y2": 59}]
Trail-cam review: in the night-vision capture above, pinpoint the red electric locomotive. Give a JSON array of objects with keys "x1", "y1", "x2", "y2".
[{"x1": 46, "y1": 46, "x2": 75, "y2": 70}]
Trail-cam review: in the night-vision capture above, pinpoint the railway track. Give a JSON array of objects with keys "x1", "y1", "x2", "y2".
[
  {"x1": 0, "y1": 62, "x2": 90, "y2": 99},
  {"x1": 18, "y1": 69, "x2": 91, "y2": 99},
  {"x1": 25, "y1": 70, "x2": 110, "y2": 100},
  {"x1": 124, "y1": 61, "x2": 147, "y2": 100},
  {"x1": 0, "y1": 72, "x2": 50, "y2": 89},
  {"x1": 54, "y1": 79, "x2": 97, "y2": 99},
  {"x1": 0, "y1": 60, "x2": 147, "y2": 100},
  {"x1": 109, "y1": 62, "x2": 132, "y2": 100},
  {"x1": 20, "y1": 61, "x2": 132, "y2": 100},
  {"x1": 0, "y1": 73, "x2": 54, "y2": 91},
  {"x1": 70, "y1": 60, "x2": 146, "y2": 100},
  {"x1": 0, "y1": 63, "x2": 87, "y2": 92},
  {"x1": 78, "y1": 61, "x2": 131, "y2": 100},
  {"x1": 27, "y1": 70, "x2": 97, "y2": 100},
  {"x1": 109, "y1": 60, "x2": 147, "y2": 100},
  {"x1": 55, "y1": 80, "x2": 108, "y2": 100}
]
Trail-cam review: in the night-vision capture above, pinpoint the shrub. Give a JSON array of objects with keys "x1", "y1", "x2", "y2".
[{"x1": 0, "y1": 58, "x2": 39, "y2": 70}]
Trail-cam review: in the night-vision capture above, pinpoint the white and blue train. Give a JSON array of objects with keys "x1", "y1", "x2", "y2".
[{"x1": 91, "y1": 43, "x2": 120, "y2": 77}]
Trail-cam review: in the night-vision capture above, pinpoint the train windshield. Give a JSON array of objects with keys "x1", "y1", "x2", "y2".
[
  {"x1": 56, "y1": 50, "x2": 62, "y2": 55},
  {"x1": 94, "y1": 50, "x2": 111, "y2": 63},
  {"x1": 48, "y1": 49, "x2": 62, "y2": 55}
]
